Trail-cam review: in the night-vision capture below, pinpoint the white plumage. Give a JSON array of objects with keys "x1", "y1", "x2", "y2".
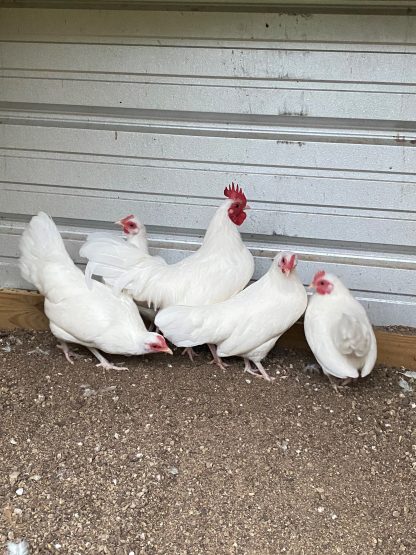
[
  {"x1": 19, "y1": 212, "x2": 172, "y2": 369},
  {"x1": 7, "y1": 540, "x2": 29, "y2": 555},
  {"x1": 83, "y1": 214, "x2": 166, "y2": 290},
  {"x1": 304, "y1": 271, "x2": 377, "y2": 384},
  {"x1": 80, "y1": 191, "x2": 254, "y2": 310},
  {"x1": 155, "y1": 252, "x2": 307, "y2": 380}
]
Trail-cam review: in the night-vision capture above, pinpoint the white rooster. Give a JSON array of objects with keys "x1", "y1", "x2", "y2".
[
  {"x1": 81, "y1": 184, "x2": 254, "y2": 307},
  {"x1": 155, "y1": 252, "x2": 307, "y2": 380},
  {"x1": 304, "y1": 270, "x2": 377, "y2": 388},
  {"x1": 19, "y1": 212, "x2": 172, "y2": 370}
]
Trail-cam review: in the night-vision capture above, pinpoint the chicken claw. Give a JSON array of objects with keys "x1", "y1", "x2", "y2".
[
  {"x1": 244, "y1": 358, "x2": 274, "y2": 382},
  {"x1": 208, "y1": 344, "x2": 229, "y2": 370},
  {"x1": 89, "y1": 348, "x2": 128, "y2": 371},
  {"x1": 182, "y1": 347, "x2": 198, "y2": 362},
  {"x1": 57, "y1": 341, "x2": 77, "y2": 365}
]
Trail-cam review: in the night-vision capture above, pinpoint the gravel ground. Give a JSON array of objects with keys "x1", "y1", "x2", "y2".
[{"x1": 1, "y1": 330, "x2": 415, "y2": 555}]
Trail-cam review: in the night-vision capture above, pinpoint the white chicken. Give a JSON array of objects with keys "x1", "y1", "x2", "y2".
[
  {"x1": 304, "y1": 270, "x2": 377, "y2": 388},
  {"x1": 84, "y1": 215, "x2": 165, "y2": 283},
  {"x1": 84, "y1": 214, "x2": 164, "y2": 324},
  {"x1": 154, "y1": 252, "x2": 307, "y2": 381},
  {"x1": 80, "y1": 184, "x2": 254, "y2": 308},
  {"x1": 19, "y1": 212, "x2": 172, "y2": 370}
]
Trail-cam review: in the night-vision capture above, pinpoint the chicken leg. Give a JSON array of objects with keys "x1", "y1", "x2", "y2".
[
  {"x1": 89, "y1": 348, "x2": 128, "y2": 371},
  {"x1": 243, "y1": 358, "x2": 273, "y2": 382},
  {"x1": 327, "y1": 374, "x2": 352, "y2": 394},
  {"x1": 208, "y1": 344, "x2": 229, "y2": 370},
  {"x1": 57, "y1": 341, "x2": 77, "y2": 365},
  {"x1": 254, "y1": 361, "x2": 274, "y2": 382},
  {"x1": 182, "y1": 347, "x2": 198, "y2": 362}
]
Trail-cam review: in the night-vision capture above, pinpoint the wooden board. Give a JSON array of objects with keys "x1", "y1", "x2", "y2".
[
  {"x1": 0, "y1": 289, "x2": 48, "y2": 331},
  {"x1": 0, "y1": 288, "x2": 415, "y2": 369},
  {"x1": 279, "y1": 323, "x2": 416, "y2": 369}
]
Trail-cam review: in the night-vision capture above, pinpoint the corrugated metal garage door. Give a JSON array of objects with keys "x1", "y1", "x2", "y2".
[{"x1": 0, "y1": 4, "x2": 415, "y2": 326}]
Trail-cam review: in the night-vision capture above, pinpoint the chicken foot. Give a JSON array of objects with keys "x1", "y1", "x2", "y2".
[
  {"x1": 57, "y1": 341, "x2": 78, "y2": 365},
  {"x1": 243, "y1": 358, "x2": 274, "y2": 382},
  {"x1": 208, "y1": 344, "x2": 229, "y2": 370},
  {"x1": 327, "y1": 374, "x2": 353, "y2": 394},
  {"x1": 89, "y1": 348, "x2": 128, "y2": 371},
  {"x1": 182, "y1": 347, "x2": 198, "y2": 362}
]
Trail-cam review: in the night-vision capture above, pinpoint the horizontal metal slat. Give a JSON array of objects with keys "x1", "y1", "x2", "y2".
[
  {"x1": 2, "y1": 77, "x2": 415, "y2": 121},
  {"x1": 1, "y1": 186, "x2": 415, "y2": 248},
  {"x1": 1, "y1": 10, "x2": 416, "y2": 47},
  {"x1": 1, "y1": 157, "x2": 415, "y2": 212},
  {"x1": 1, "y1": 124, "x2": 415, "y2": 174},
  {"x1": 2, "y1": 42, "x2": 416, "y2": 84}
]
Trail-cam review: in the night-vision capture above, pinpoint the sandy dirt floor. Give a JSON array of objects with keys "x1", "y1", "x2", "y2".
[{"x1": 1, "y1": 330, "x2": 415, "y2": 555}]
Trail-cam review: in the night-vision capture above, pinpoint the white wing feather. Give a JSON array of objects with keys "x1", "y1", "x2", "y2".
[
  {"x1": 333, "y1": 313, "x2": 371, "y2": 357},
  {"x1": 306, "y1": 322, "x2": 361, "y2": 379}
]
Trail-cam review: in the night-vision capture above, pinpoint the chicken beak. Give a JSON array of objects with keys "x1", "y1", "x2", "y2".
[
  {"x1": 114, "y1": 219, "x2": 122, "y2": 226},
  {"x1": 163, "y1": 347, "x2": 173, "y2": 355},
  {"x1": 307, "y1": 282, "x2": 314, "y2": 289},
  {"x1": 245, "y1": 204, "x2": 251, "y2": 210}
]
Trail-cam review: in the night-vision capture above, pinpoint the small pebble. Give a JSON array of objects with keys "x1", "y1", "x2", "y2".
[{"x1": 15, "y1": 488, "x2": 24, "y2": 496}]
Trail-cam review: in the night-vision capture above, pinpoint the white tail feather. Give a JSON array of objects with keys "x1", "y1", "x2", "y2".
[
  {"x1": 19, "y1": 212, "x2": 73, "y2": 294},
  {"x1": 80, "y1": 235, "x2": 143, "y2": 271}
]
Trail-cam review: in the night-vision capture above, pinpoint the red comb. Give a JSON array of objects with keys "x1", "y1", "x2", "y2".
[
  {"x1": 119, "y1": 214, "x2": 134, "y2": 224},
  {"x1": 288, "y1": 254, "x2": 297, "y2": 269},
  {"x1": 224, "y1": 183, "x2": 247, "y2": 206},
  {"x1": 313, "y1": 270, "x2": 326, "y2": 284}
]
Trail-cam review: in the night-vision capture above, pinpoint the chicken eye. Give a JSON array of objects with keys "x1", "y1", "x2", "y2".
[{"x1": 281, "y1": 257, "x2": 286, "y2": 264}]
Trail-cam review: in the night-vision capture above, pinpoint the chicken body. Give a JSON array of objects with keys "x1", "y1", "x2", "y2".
[
  {"x1": 155, "y1": 253, "x2": 307, "y2": 380},
  {"x1": 304, "y1": 272, "x2": 377, "y2": 385},
  {"x1": 19, "y1": 212, "x2": 171, "y2": 369}
]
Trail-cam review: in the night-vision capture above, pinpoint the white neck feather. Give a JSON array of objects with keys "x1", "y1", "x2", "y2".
[{"x1": 201, "y1": 200, "x2": 241, "y2": 248}]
